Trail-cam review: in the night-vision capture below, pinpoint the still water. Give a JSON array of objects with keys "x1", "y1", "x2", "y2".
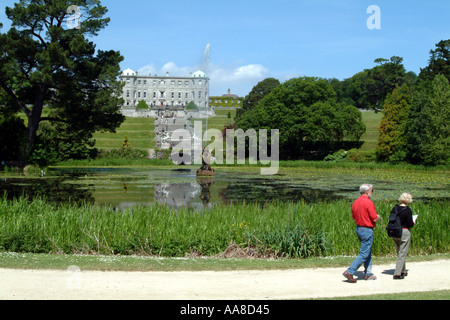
[
  {"x1": 1, "y1": 167, "x2": 447, "y2": 209},
  {"x1": 0, "y1": 167, "x2": 347, "y2": 209}
]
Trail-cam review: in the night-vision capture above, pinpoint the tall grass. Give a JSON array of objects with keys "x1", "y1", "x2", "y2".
[{"x1": 0, "y1": 197, "x2": 448, "y2": 258}]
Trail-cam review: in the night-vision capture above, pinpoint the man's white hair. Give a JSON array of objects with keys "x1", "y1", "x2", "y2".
[{"x1": 360, "y1": 184, "x2": 373, "y2": 194}]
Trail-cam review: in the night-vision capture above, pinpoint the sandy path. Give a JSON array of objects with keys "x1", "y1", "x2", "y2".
[{"x1": 1, "y1": 260, "x2": 449, "y2": 300}]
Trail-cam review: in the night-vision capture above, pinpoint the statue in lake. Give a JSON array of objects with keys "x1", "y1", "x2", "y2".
[{"x1": 197, "y1": 147, "x2": 215, "y2": 177}]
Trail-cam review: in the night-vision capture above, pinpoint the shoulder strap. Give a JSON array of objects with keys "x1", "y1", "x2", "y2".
[{"x1": 392, "y1": 206, "x2": 399, "y2": 215}]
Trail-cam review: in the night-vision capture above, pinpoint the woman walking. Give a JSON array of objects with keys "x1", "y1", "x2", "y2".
[{"x1": 391, "y1": 193, "x2": 416, "y2": 280}]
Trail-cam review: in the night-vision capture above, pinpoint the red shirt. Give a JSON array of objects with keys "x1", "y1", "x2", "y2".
[{"x1": 352, "y1": 195, "x2": 378, "y2": 228}]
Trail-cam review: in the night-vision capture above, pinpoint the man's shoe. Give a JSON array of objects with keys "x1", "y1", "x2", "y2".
[
  {"x1": 343, "y1": 271, "x2": 357, "y2": 283},
  {"x1": 364, "y1": 275, "x2": 377, "y2": 280},
  {"x1": 393, "y1": 275, "x2": 404, "y2": 280}
]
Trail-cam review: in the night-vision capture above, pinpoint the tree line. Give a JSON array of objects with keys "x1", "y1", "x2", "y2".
[
  {"x1": 235, "y1": 40, "x2": 449, "y2": 165},
  {"x1": 0, "y1": 0, "x2": 448, "y2": 167}
]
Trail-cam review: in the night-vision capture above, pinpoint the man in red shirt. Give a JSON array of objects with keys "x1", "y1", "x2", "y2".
[{"x1": 343, "y1": 184, "x2": 381, "y2": 283}]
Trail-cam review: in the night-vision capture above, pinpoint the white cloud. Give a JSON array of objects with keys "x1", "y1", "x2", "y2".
[
  {"x1": 137, "y1": 62, "x2": 192, "y2": 77},
  {"x1": 136, "y1": 61, "x2": 270, "y2": 96},
  {"x1": 211, "y1": 64, "x2": 269, "y2": 84}
]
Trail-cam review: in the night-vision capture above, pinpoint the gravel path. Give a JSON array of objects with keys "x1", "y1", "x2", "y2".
[{"x1": 1, "y1": 260, "x2": 449, "y2": 300}]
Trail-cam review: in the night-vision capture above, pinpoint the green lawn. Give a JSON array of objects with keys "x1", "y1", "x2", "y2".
[
  {"x1": 360, "y1": 110, "x2": 383, "y2": 151},
  {"x1": 93, "y1": 117, "x2": 156, "y2": 151},
  {"x1": 192, "y1": 109, "x2": 236, "y2": 134}
]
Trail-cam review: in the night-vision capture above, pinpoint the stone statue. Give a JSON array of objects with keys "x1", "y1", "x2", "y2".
[{"x1": 197, "y1": 147, "x2": 215, "y2": 176}]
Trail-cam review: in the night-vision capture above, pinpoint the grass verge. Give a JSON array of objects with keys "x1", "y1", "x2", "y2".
[{"x1": 0, "y1": 252, "x2": 448, "y2": 272}]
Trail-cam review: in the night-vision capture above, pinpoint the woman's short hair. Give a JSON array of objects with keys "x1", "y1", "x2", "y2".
[{"x1": 399, "y1": 193, "x2": 413, "y2": 204}]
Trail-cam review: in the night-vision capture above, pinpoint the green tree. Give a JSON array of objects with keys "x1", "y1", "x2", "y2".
[
  {"x1": 0, "y1": 114, "x2": 26, "y2": 162},
  {"x1": 340, "y1": 57, "x2": 415, "y2": 110},
  {"x1": 136, "y1": 100, "x2": 149, "y2": 110},
  {"x1": 186, "y1": 101, "x2": 198, "y2": 111},
  {"x1": 418, "y1": 39, "x2": 450, "y2": 83},
  {"x1": 363, "y1": 56, "x2": 408, "y2": 110},
  {"x1": 236, "y1": 77, "x2": 365, "y2": 159},
  {"x1": 376, "y1": 84, "x2": 412, "y2": 163},
  {"x1": 237, "y1": 77, "x2": 280, "y2": 119},
  {"x1": 407, "y1": 74, "x2": 450, "y2": 165},
  {"x1": 0, "y1": 0, "x2": 124, "y2": 164}
]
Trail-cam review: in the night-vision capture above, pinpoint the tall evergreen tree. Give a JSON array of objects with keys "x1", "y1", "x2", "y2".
[
  {"x1": 418, "y1": 39, "x2": 450, "y2": 83},
  {"x1": 376, "y1": 84, "x2": 411, "y2": 163},
  {"x1": 0, "y1": 0, "x2": 124, "y2": 164}
]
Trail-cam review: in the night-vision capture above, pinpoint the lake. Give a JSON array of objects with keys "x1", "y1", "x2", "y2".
[{"x1": 0, "y1": 166, "x2": 448, "y2": 210}]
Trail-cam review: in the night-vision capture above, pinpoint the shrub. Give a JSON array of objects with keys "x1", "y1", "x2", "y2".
[
  {"x1": 324, "y1": 149, "x2": 348, "y2": 162},
  {"x1": 98, "y1": 148, "x2": 148, "y2": 160}
]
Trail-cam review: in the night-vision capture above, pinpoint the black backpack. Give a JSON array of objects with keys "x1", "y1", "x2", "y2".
[{"x1": 386, "y1": 207, "x2": 403, "y2": 238}]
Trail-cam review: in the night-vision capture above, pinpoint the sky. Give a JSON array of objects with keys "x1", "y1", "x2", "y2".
[{"x1": 0, "y1": 0, "x2": 449, "y2": 97}]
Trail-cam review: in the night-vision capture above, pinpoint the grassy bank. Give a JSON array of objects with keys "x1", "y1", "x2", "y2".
[
  {"x1": 93, "y1": 117, "x2": 156, "y2": 151},
  {"x1": 1, "y1": 197, "x2": 448, "y2": 258}
]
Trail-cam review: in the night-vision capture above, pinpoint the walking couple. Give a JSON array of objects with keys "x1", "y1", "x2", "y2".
[{"x1": 343, "y1": 184, "x2": 416, "y2": 283}]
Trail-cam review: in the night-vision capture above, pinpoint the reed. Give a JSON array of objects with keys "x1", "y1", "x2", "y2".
[{"x1": 0, "y1": 197, "x2": 448, "y2": 257}]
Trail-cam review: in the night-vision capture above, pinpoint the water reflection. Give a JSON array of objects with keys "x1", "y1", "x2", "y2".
[
  {"x1": 0, "y1": 176, "x2": 95, "y2": 205},
  {"x1": 1, "y1": 167, "x2": 446, "y2": 210},
  {"x1": 155, "y1": 182, "x2": 201, "y2": 209},
  {"x1": 0, "y1": 167, "x2": 348, "y2": 210}
]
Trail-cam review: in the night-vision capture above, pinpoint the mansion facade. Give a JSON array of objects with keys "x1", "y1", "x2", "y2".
[
  {"x1": 209, "y1": 89, "x2": 243, "y2": 109},
  {"x1": 120, "y1": 69, "x2": 210, "y2": 109}
]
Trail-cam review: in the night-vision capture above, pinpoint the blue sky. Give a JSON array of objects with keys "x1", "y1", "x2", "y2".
[{"x1": 1, "y1": 0, "x2": 449, "y2": 96}]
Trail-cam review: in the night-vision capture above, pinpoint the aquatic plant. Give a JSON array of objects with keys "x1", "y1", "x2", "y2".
[{"x1": 0, "y1": 197, "x2": 447, "y2": 258}]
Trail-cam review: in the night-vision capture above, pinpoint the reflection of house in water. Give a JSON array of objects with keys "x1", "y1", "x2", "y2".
[{"x1": 155, "y1": 183, "x2": 201, "y2": 209}]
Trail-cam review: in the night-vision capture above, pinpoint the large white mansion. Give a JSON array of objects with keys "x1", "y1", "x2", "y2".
[{"x1": 120, "y1": 69, "x2": 210, "y2": 109}]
